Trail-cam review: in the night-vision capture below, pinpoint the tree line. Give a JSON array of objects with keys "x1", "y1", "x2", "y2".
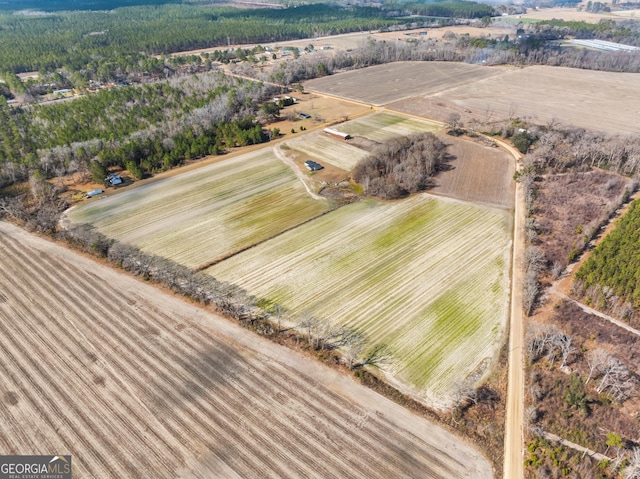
[
  {"x1": 353, "y1": 132, "x2": 447, "y2": 199},
  {"x1": 0, "y1": 4, "x2": 399, "y2": 74}
]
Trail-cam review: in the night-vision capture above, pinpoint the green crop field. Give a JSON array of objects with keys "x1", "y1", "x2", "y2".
[
  {"x1": 67, "y1": 148, "x2": 332, "y2": 268},
  {"x1": 334, "y1": 112, "x2": 443, "y2": 143},
  {"x1": 206, "y1": 194, "x2": 512, "y2": 405}
]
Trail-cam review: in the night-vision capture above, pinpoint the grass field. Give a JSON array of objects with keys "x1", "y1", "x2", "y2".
[
  {"x1": 285, "y1": 131, "x2": 369, "y2": 171},
  {"x1": 206, "y1": 194, "x2": 512, "y2": 405},
  {"x1": 334, "y1": 112, "x2": 443, "y2": 143},
  {"x1": 67, "y1": 148, "x2": 331, "y2": 268},
  {"x1": 0, "y1": 221, "x2": 493, "y2": 478}
]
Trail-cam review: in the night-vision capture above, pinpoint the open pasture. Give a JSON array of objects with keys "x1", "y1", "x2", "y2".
[
  {"x1": 0, "y1": 221, "x2": 493, "y2": 478},
  {"x1": 334, "y1": 111, "x2": 443, "y2": 143},
  {"x1": 67, "y1": 148, "x2": 331, "y2": 268},
  {"x1": 305, "y1": 61, "x2": 502, "y2": 106},
  {"x1": 285, "y1": 131, "x2": 369, "y2": 171},
  {"x1": 206, "y1": 195, "x2": 512, "y2": 405}
]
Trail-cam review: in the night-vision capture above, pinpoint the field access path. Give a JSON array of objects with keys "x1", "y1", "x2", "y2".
[{"x1": 498, "y1": 138, "x2": 525, "y2": 479}]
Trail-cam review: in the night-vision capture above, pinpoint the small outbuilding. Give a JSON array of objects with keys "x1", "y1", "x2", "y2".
[
  {"x1": 304, "y1": 160, "x2": 324, "y2": 171},
  {"x1": 105, "y1": 173, "x2": 123, "y2": 186},
  {"x1": 86, "y1": 189, "x2": 104, "y2": 198},
  {"x1": 323, "y1": 128, "x2": 351, "y2": 140}
]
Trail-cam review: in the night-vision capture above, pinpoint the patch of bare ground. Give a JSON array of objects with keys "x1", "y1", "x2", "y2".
[
  {"x1": 524, "y1": 300, "x2": 640, "y2": 479},
  {"x1": 346, "y1": 135, "x2": 380, "y2": 151},
  {"x1": 518, "y1": 6, "x2": 640, "y2": 22},
  {"x1": 377, "y1": 65, "x2": 640, "y2": 136},
  {"x1": 374, "y1": 25, "x2": 514, "y2": 42},
  {"x1": 431, "y1": 133, "x2": 515, "y2": 209},
  {"x1": 532, "y1": 170, "x2": 632, "y2": 275},
  {"x1": 0, "y1": 221, "x2": 493, "y2": 479},
  {"x1": 279, "y1": 145, "x2": 349, "y2": 184},
  {"x1": 389, "y1": 96, "x2": 478, "y2": 126},
  {"x1": 305, "y1": 61, "x2": 502, "y2": 106}
]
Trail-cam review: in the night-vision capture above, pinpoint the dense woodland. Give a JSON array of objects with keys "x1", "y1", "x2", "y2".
[
  {"x1": 0, "y1": 4, "x2": 401, "y2": 74},
  {"x1": 0, "y1": 71, "x2": 279, "y2": 187},
  {"x1": 574, "y1": 199, "x2": 640, "y2": 323},
  {"x1": 352, "y1": 132, "x2": 447, "y2": 199}
]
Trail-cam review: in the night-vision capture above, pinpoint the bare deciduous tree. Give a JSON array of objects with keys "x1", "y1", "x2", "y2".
[{"x1": 626, "y1": 447, "x2": 640, "y2": 479}]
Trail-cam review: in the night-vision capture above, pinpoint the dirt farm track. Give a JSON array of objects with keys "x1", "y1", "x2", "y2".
[{"x1": 0, "y1": 221, "x2": 492, "y2": 478}]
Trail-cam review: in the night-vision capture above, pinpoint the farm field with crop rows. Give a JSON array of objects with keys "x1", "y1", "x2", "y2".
[
  {"x1": 334, "y1": 112, "x2": 443, "y2": 143},
  {"x1": 305, "y1": 61, "x2": 502, "y2": 106},
  {"x1": 285, "y1": 131, "x2": 369, "y2": 171},
  {"x1": 207, "y1": 195, "x2": 512, "y2": 405},
  {"x1": 0, "y1": 221, "x2": 493, "y2": 478},
  {"x1": 308, "y1": 62, "x2": 640, "y2": 135},
  {"x1": 67, "y1": 148, "x2": 331, "y2": 268}
]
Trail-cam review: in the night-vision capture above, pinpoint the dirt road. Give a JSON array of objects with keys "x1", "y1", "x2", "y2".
[{"x1": 503, "y1": 145, "x2": 525, "y2": 479}]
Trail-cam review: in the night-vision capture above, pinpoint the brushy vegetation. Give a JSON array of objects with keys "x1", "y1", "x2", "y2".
[
  {"x1": 574, "y1": 199, "x2": 640, "y2": 324},
  {"x1": 524, "y1": 301, "x2": 639, "y2": 479},
  {"x1": 514, "y1": 124, "x2": 639, "y2": 316},
  {"x1": 352, "y1": 132, "x2": 447, "y2": 199}
]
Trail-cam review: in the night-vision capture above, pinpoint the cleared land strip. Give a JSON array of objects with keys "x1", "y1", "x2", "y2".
[
  {"x1": 542, "y1": 431, "x2": 612, "y2": 464},
  {"x1": 0, "y1": 221, "x2": 492, "y2": 479},
  {"x1": 555, "y1": 293, "x2": 640, "y2": 338}
]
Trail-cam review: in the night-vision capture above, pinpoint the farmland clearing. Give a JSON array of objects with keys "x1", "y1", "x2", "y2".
[
  {"x1": 306, "y1": 61, "x2": 502, "y2": 106},
  {"x1": 67, "y1": 148, "x2": 332, "y2": 268},
  {"x1": 206, "y1": 194, "x2": 512, "y2": 406},
  {"x1": 306, "y1": 62, "x2": 640, "y2": 135},
  {"x1": 332, "y1": 111, "x2": 443, "y2": 143},
  {"x1": 285, "y1": 130, "x2": 369, "y2": 171},
  {"x1": 0, "y1": 221, "x2": 493, "y2": 478},
  {"x1": 432, "y1": 134, "x2": 515, "y2": 209}
]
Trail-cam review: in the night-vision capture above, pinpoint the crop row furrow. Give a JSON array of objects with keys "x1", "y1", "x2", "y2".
[
  {"x1": 2, "y1": 235, "x2": 418, "y2": 476},
  {"x1": 0, "y1": 239, "x2": 184, "y2": 476}
]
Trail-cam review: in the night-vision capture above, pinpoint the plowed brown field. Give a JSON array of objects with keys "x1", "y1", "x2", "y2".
[
  {"x1": 307, "y1": 62, "x2": 640, "y2": 135},
  {"x1": 431, "y1": 134, "x2": 515, "y2": 209},
  {"x1": 0, "y1": 221, "x2": 492, "y2": 479}
]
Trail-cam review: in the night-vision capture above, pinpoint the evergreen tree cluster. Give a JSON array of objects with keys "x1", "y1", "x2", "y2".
[{"x1": 575, "y1": 199, "x2": 640, "y2": 308}]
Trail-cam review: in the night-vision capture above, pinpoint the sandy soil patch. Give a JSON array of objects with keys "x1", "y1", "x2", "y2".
[{"x1": 0, "y1": 221, "x2": 492, "y2": 478}]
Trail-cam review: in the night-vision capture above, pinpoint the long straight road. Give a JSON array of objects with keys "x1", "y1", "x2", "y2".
[{"x1": 501, "y1": 139, "x2": 525, "y2": 479}]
